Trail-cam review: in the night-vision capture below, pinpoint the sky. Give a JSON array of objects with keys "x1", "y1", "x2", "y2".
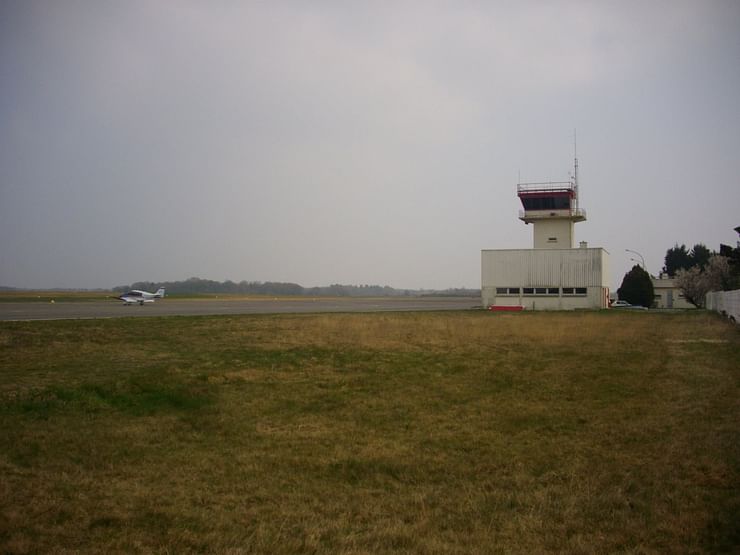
[{"x1": 1, "y1": 1, "x2": 739, "y2": 291}]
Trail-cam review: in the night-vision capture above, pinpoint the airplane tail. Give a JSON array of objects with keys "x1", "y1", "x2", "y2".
[{"x1": 155, "y1": 288, "x2": 165, "y2": 298}]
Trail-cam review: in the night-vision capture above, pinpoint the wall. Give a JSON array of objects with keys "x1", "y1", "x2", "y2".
[
  {"x1": 481, "y1": 248, "x2": 610, "y2": 310},
  {"x1": 651, "y1": 278, "x2": 696, "y2": 309},
  {"x1": 706, "y1": 289, "x2": 740, "y2": 322},
  {"x1": 532, "y1": 219, "x2": 575, "y2": 249}
]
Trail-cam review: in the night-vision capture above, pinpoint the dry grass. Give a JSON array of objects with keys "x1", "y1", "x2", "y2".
[{"x1": 0, "y1": 311, "x2": 738, "y2": 553}]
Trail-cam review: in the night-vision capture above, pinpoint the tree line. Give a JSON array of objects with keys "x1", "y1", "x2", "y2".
[
  {"x1": 113, "y1": 277, "x2": 480, "y2": 298},
  {"x1": 618, "y1": 231, "x2": 740, "y2": 308},
  {"x1": 663, "y1": 238, "x2": 740, "y2": 307}
]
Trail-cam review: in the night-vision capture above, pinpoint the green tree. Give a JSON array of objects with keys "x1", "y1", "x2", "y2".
[
  {"x1": 663, "y1": 244, "x2": 691, "y2": 276},
  {"x1": 689, "y1": 243, "x2": 712, "y2": 270},
  {"x1": 617, "y1": 265, "x2": 655, "y2": 308},
  {"x1": 663, "y1": 243, "x2": 714, "y2": 276}
]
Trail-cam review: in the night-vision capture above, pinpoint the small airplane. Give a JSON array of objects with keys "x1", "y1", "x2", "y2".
[{"x1": 118, "y1": 288, "x2": 165, "y2": 306}]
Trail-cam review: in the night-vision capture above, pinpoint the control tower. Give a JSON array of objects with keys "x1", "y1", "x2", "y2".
[
  {"x1": 481, "y1": 143, "x2": 609, "y2": 311},
  {"x1": 517, "y1": 155, "x2": 586, "y2": 249}
]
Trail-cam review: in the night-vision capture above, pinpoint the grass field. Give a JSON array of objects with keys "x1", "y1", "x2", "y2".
[{"x1": 1, "y1": 311, "x2": 738, "y2": 553}]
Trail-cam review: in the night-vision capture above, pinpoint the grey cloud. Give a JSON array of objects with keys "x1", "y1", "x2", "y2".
[{"x1": 1, "y1": 1, "x2": 739, "y2": 289}]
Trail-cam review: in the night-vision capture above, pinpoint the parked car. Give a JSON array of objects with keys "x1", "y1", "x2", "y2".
[{"x1": 611, "y1": 300, "x2": 648, "y2": 310}]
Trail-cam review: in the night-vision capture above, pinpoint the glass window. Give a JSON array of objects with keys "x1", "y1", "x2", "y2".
[
  {"x1": 523, "y1": 288, "x2": 534, "y2": 295},
  {"x1": 535, "y1": 288, "x2": 547, "y2": 295},
  {"x1": 521, "y1": 195, "x2": 572, "y2": 211},
  {"x1": 575, "y1": 287, "x2": 587, "y2": 295},
  {"x1": 562, "y1": 287, "x2": 574, "y2": 295},
  {"x1": 547, "y1": 288, "x2": 559, "y2": 295},
  {"x1": 496, "y1": 287, "x2": 508, "y2": 295},
  {"x1": 508, "y1": 287, "x2": 520, "y2": 295}
]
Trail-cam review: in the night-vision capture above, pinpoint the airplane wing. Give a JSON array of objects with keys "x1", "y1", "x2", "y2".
[{"x1": 119, "y1": 295, "x2": 155, "y2": 305}]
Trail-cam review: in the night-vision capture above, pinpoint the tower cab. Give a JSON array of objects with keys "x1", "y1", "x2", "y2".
[{"x1": 517, "y1": 181, "x2": 586, "y2": 249}]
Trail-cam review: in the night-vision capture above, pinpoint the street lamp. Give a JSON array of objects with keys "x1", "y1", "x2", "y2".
[{"x1": 625, "y1": 249, "x2": 646, "y2": 270}]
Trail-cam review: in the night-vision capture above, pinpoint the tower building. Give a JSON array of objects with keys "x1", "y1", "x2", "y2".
[
  {"x1": 517, "y1": 165, "x2": 585, "y2": 249},
  {"x1": 481, "y1": 150, "x2": 610, "y2": 310}
]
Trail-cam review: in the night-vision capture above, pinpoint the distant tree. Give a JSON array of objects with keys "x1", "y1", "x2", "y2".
[
  {"x1": 617, "y1": 265, "x2": 655, "y2": 308},
  {"x1": 114, "y1": 277, "x2": 434, "y2": 297},
  {"x1": 662, "y1": 243, "x2": 714, "y2": 276},
  {"x1": 719, "y1": 239, "x2": 740, "y2": 290},
  {"x1": 676, "y1": 255, "x2": 733, "y2": 307},
  {"x1": 663, "y1": 244, "x2": 691, "y2": 276},
  {"x1": 689, "y1": 243, "x2": 712, "y2": 270}
]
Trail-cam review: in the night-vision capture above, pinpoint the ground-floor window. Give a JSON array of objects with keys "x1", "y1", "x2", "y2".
[
  {"x1": 495, "y1": 287, "x2": 590, "y2": 297},
  {"x1": 496, "y1": 287, "x2": 521, "y2": 295},
  {"x1": 563, "y1": 287, "x2": 587, "y2": 295}
]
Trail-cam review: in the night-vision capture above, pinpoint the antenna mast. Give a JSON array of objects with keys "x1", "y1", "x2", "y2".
[{"x1": 573, "y1": 129, "x2": 579, "y2": 211}]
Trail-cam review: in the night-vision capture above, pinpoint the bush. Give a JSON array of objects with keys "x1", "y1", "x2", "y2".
[{"x1": 617, "y1": 265, "x2": 654, "y2": 308}]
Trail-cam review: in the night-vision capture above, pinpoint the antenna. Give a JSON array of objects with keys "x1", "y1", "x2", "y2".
[{"x1": 573, "y1": 129, "x2": 579, "y2": 211}]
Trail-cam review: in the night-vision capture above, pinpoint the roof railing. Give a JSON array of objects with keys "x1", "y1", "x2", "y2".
[
  {"x1": 519, "y1": 208, "x2": 587, "y2": 219},
  {"x1": 517, "y1": 181, "x2": 575, "y2": 194}
]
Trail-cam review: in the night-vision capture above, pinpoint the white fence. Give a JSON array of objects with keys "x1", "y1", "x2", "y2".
[{"x1": 706, "y1": 289, "x2": 740, "y2": 323}]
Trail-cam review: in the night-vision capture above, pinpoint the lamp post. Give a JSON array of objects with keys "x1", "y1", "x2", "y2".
[{"x1": 625, "y1": 249, "x2": 646, "y2": 271}]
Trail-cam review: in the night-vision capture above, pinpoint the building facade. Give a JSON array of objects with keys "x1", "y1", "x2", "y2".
[
  {"x1": 651, "y1": 277, "x2": 695, "y2": 309},
  {"x1": 482, "y1": 247, "x2": 610, "y2": 310}
]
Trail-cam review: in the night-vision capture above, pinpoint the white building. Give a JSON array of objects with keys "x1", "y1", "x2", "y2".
[
  {"x1": 651, "y1": 277, "x2": 695, "y2": 309},
  {"x1": 481, "y1": 158, "x2": 610, "y2": 310}
]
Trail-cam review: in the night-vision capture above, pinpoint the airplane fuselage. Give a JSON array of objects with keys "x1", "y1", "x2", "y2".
[{"x1": 118, "y1": 288, "x2": 165, "y2": 306}]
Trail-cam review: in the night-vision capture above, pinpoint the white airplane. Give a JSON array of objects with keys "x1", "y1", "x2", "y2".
[{"x1": 118, "y1": 288, "x2": 165, "y2": 306}]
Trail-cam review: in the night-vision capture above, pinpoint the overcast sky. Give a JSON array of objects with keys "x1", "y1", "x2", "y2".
[{"x1": 1, "y1": 1, "x2": 739, "y2": 290}]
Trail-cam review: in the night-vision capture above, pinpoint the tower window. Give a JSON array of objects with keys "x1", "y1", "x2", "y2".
[{"x1": 521, "y1": 196, "x2": 571, "y2": 211}]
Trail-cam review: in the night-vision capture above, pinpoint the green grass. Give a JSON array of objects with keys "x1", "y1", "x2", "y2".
[{"x1": 0, "y1": 311, "x2": 738, "y2": 553}]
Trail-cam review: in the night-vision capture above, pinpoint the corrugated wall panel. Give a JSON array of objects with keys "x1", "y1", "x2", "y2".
[{"x1": 481, "y1": 248, "x2": 608, "y2": 287}]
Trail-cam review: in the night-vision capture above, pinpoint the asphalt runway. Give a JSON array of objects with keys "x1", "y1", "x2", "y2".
[{"x1": 0, "y1": 297, "x2": 481, "y2": 321}]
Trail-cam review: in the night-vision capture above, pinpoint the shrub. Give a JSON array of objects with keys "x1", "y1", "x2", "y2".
[{"x1": 617, "y1": 265, "x2": 654, "y2": 307}]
